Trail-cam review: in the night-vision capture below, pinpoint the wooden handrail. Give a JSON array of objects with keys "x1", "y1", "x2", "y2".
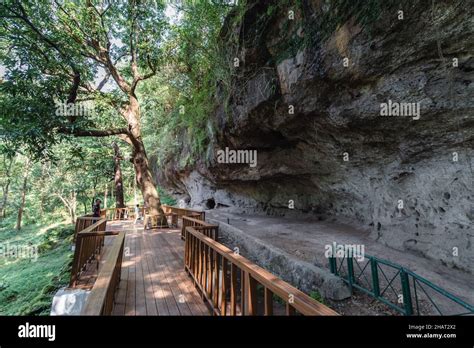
[
  {"x1": 102, "y1": 207, "x2": 135, "y2": 221},
  {"x1": 74, "y1": 216, "x2": 103, "y2": 242},
  {"x1": 101, "y1": 205, "x2": 205, "y2": 225},
  {"x1": 78, "y1": 218, "x2": 107, "y2": 233},
  {"x1": 162, "y1": 204, "x2": 205, "y2": 221},
  {"x1": 79, "y1": 230, "x2": 119, "y2": 237},
  {"x1": 181, "y1": 215, "x2": 218, "y2": 241},
  {"x1": 69, "y1": 217, "x2": 107, "y2": 287},
  {"x1": 142, "y1": 205, "x2": 205, "y2": 230},
  {"x1": 185, "y1": 226, "x2": 338, "y2": 316},
  {"x1": 82, "y1": 231, "x2": 126, "y2": 315}
]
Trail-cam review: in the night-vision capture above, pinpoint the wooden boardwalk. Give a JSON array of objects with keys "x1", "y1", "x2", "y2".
[
  {"x1": 72, "y1": 207, "x2": 338, "y2": 316},
  {"x1": 107, "y1": 220, "x2": 211, "y2": 316}
]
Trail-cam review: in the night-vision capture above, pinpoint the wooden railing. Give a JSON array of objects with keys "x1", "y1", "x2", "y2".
[
  {"x1": 184, "y1": 227, "x2": 338, "y2": 316},
  {"x1": 82, "y1": 231, "x2": 126, "y2": 315},
  {"x1": 101, "y1": 205, "x2": 205, "y2": 227},
  {"x1": 142, "y1": 205, "x2": 205, "y2": 230},
  {"x1": 74, "y1": 216, "x2": 100, "y2": 242},
  {"x1": 102, "y1": 207, "x2": 139, "y2": 221},
  {"x1": 182, "y1": 215, "x2": 218, "y2": 241},
  {"x1": 69, "y1": 217, "x2": 107, "y2": 287},
  {"x1": 143, "y1": 213, "x2": 174, "y2": 229},
  {"x1": 162, "y1": 204, "x2": 205, "y2": 221}
]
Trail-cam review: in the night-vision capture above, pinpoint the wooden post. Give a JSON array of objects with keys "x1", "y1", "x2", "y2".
[
  {"x1": 213, "y1": 251, "x2": 219, "y2": 309},
  {"x1": 230, "y1": 264, "x2": 237, "y2": 315},
  {"x1": 245, "y1": 272, "x2": 257, "y2": 315},
  {"x1": 286, "y1": 303, "x2": 296, "y2": 316},
  {"x1": 240, "y1": 269, "x2": 245, "y2": 315},
  {"x1": 221, "y1": 258, "x2": 228, "y2": 315},
  {"x1": 264, "y1": 288, "x2": 273, "y2": 316}
]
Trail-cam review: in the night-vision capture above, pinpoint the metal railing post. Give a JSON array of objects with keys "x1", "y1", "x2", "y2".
[
  {"x1": 370, "y1": 257, "x2": 380, "y2": 297},
  {"x1": 400, "y1": 269, "x2": 413, "y2": 315},
  {"x1": 329, "y1": 257, "x2": 337, "y2": 274},
  {"x1": 347, "y1": 256, "x2": 354, "y2": 289}
]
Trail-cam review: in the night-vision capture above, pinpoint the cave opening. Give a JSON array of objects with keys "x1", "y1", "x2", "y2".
[{"x1": 205, "y1": 198, "x2": 216, "y2": 209}]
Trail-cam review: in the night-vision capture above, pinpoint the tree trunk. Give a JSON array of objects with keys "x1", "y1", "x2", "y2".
[
  {"x1": 0, "y1": 157, "x2": 14, "y2": 218},
  {"x1": 56, "y1": 192, "x2": 76, "y2": 225},
  {"x1": 16, "y1": 158, "x2": 30, "y2": 231},
  {"x1": 0, "y1": 179, "x2": 11, "y2": 219},
  {"x1": 90, "y1": 177, "x2": 98, "y2": 211},
  {"x1": 70, "y1": 191, "x2": 77, "y2": 224},
  {"x1": 126, "y1": 95, "x2": 165, "y2": 221},
  {"x1": 112, "y1": 142, "x2": 125, "y2": 208},
  {"x1": 133, "y1": 173, "x2": 138, "y2": 205},
  {"x1": 110, "y1": 182, "x2": 114, "y2": 206},
  {"x1": 132, "y1": 140, "x2": 163, "y2": 217},
  {"x1": 39, "y1": 163, "x2": 47, "y2": 214},
  {"x1": 104, "y1": 184, "x2": 108, "y2": 209}
]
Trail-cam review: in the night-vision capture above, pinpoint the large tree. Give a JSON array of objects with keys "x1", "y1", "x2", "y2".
[{"x1": 0, "y1": 0, "x2": 167, "y2": 217}]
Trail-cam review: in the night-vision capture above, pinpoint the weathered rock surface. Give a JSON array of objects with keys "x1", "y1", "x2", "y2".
[
  {"x1": 157, "y1": 1, "x2": 474, "y2": 273},
  {"x1": 210, "y1": 218, "x2": 351, "y2": 300}
]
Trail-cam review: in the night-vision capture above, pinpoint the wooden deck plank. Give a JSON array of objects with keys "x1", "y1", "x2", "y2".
[
  {"x1": 101, "y1": 220, "x2": 210, "y2": 316},
  {"x1": 138, "y1": 226, "x2": 158, "y2": 316},
  {"x1": 147, "y1": 229, "x2": 183, "y2": 315},
  {"x1": 134, "y1": 227, "x2": 147, "y2": 315},
  {"x1": 162, "y1": 231, "x2": 210, "y2": 315},
  {"x1": 152, "y1": 231, "x2": 193, "y2": 316},
  {"x1": 141, "y1": 234, "x2": 170, "y2": 315},
  {"x1": 158, "y1": 230, "x2": 211, "y2": 315},
  {"x1": 111, "y1": 233, "x2": 128, "y2": 315},
  {"x1": 124, "y1": 227, "x2": 136, "y2": 315},
  {"x1": 141, "y1": 227, "x2": 180, "y2": 315}
]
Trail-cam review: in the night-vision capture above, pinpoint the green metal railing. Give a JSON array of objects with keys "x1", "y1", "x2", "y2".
[{"x1": 328, "y1": 251, "x2": 474, "y2": 316}]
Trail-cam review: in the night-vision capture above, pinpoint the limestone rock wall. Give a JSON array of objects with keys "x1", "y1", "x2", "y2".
[{"x1": 157, "y1": 0, "x2": 474, "y2": 272}]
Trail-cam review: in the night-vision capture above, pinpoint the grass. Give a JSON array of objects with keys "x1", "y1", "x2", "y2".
[
  {"x1": 0, "y1": 218, "x2": 74, "y2": 315},
  {"x1": 310, "y1": 290, "x2": 325, "y2": 304}
]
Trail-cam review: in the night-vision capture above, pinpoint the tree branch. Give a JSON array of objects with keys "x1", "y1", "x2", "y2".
[
  {"x1": 55, "y1": 193, "x2": 72, "y2": 210},
  {"x1": 58, "y1": 127, "x2": 130, "y2": 138},
  {"x1": 3, "y1": 2, "x2": 82, "y2": 106},
  {"x1": 117, "y1": 133, "x2": 134, "y2": 146}
]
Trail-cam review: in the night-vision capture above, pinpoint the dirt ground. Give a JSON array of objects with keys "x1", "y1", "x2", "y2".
[{"x1": 207, "y1": 208, "x2": 473, "y2": 315}]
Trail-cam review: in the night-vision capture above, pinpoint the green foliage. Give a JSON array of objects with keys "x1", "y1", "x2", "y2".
[
  {"x1": 0, "y1": 0, "x2": 167, "y2": 160},
  {"x1": 310, "y1": 290, "x2": 325, "y2": 304},
  {"x1": 0, "y1": 222, "x2": 74, "y2": 315},
  {"x1": 139, "y1": 1, "x2": 243, "y2": 169},
  {"x1": 157, "y1": 187, "x2": 177, "y2": 206}
]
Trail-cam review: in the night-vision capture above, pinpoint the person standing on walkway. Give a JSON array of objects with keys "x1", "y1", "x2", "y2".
[
  {"x1": 134, "y1": 204, "x2": 142, "y2": 224},
  {"x1": 92, "y1": 199, "x2": 102, "y2": 222}
]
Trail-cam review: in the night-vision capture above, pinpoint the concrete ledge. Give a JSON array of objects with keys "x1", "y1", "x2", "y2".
[
  {"x1": 50, "y1": 287, "x2": 90, "y2": 315},
  {"x1": 208, "y1": 218, "x2": 351, "y2": 301}
]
